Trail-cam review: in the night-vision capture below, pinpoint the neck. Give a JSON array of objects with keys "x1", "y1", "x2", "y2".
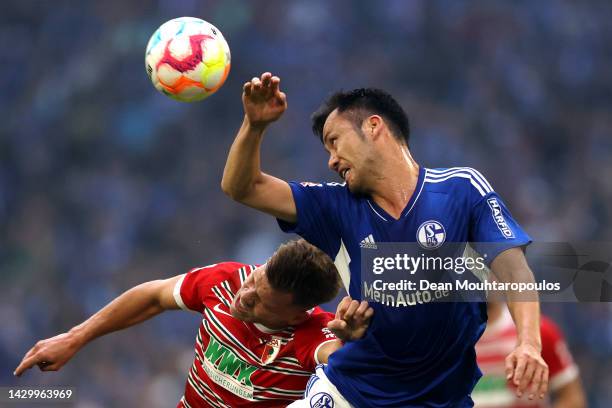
[{"x1": 369, "y1": 146, "x2": 420, "y2": 219}]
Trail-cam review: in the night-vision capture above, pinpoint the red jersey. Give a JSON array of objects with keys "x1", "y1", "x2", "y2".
[
  {"x1": 473, "y1": 308, "x2": 579, "y2": 408},
  {"x1": 172, "y1": 262, "x2": 337, "y2": 408}
]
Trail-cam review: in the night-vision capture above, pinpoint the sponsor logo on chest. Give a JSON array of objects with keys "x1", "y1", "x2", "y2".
[{"x1": 202, "y1": 337, "x2": 257, "y2": 399}]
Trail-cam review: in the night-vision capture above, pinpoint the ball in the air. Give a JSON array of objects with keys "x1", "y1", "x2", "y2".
[{"x1": 145, "y1": 17, "x2": 231, "y2": 102}]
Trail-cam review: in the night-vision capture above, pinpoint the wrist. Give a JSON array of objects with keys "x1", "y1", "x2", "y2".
[
  {"x1": 68, "y1": 325, "x2": 92, "y2": 348},
  {"x1": 517, "y1": 338, "x2": 542, "y2": 351},
  {"x1": 243, "y1": 116, "x2": 269, "y2": 134}
]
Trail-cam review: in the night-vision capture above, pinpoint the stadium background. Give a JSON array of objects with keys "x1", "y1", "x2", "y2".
[{"x1": 1, "y1": 0, "x2": 611, "y2": 406}]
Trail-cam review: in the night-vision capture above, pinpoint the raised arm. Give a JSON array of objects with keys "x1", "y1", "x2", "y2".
[
  {"x1": 221, "y1": 72, "x2": 297, "y2": 223},
  {"x1": 14, "y1": 275, "x2": 183, "y2": 376},
  {"x1": 490, "y1": 247, "x2": 549, "y2": 400}
]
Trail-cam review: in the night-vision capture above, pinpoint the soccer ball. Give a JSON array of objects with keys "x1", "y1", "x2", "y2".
[{"x1": 145, "y1": 17, "x2": 231, "y2": 102}]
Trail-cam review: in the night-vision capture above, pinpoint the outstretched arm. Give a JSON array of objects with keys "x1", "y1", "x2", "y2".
[
  {"x1": 14, "y1": 275, "x2": 183, "y2": 376},
  {"x1": 221, "y1": 72, "x2": 296, "y2": 223},
  {"x1": 491, "y1": 247, "x2": 549, "y2": 400}
]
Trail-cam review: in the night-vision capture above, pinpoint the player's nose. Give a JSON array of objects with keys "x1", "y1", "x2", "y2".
[
  {"x1": 241, "y1": 289, "x2": 256, "y2": 308},
  {"x1": 328, "y1": 153, "x2": 339, "y2": 172}
]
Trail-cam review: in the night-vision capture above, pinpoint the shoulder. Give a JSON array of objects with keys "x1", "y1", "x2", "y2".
[
  {"x1": 294, "y1": 307, "x2": 336, "y2": 344},
  {"x1": 290, "y1": 180, "x2": 358, "y2": 210},
  {"x1": 185, "y1": 261, "x2": 251, "y2": 285},
  {"x1": 540, "y1": 315, "x2": 565, "y2": 345},
  {"x1": 296, "y1": 307, "x2": 335, "y2": 332},
  {"x1": 424, "y1": 167, "x2": 494, "y2": 198},
  {"x1": 309, "y1": 306, "x2": 335, "y2": 324}
]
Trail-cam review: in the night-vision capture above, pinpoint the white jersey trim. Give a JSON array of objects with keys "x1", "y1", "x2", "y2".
[
  {"x1": 286, "y1": 365, "x2": 354, "y2": 408},
  {"x1": 427, "y1": 167, "x2": 493, "y2": 190},
  {"x1": 427, "y1": 173, "x2": 485, "y2": 195},
  {"x1": 365, "y1": 168, "x2": 426, "y2": 221},
  {"x1": 405, "y1": 169, "x2": 426, "y2": 217},
  {"x1": 173, "y1": 274, "x2": 192, "y2": 312},
  {"x1": 366, "y1": 200, "x2": 387, "y2": 222},
  {"x1": 425, "y1": 167, "x2": 493, "y2": 197},
  {"x1": 334, "y1": 239, "x2": 352, "y2": 293},
  {"x1": 174, "y1": 264, "x2": 219, "y2": 312},
  {"x1": 550, "y1": 364, "x2": 579, "y2": 391},
  {"x1": 253, "y1": 322, "x2": 284, "y2": 334}
]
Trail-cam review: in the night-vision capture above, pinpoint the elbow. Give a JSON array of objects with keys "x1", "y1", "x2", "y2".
[
  {"x1": 220, "y1": 178, "x2": 233, "y2": 198},
  {"x1": 220, "y1": 178, "x2": 248, "y2": 202}
]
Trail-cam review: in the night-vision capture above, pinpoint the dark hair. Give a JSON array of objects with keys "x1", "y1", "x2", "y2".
[
  {"x1": 266, "y1": 239, "x2": 341, "y2": 309},
  {"x1": 311, "y1": 88, "x2": 410, "y2": 145}
]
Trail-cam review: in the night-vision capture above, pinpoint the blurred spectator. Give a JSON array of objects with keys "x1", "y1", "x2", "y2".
[{"x1": 474, "y1": 302, "x2": 586, "y2": 408}]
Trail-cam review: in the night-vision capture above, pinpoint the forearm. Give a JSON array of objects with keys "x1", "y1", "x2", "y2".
[
  {"x1": 69, "y1": 280, "x2": 169, "y2": 347},
  {"x1": 491, "y1": 248, "x2": 542, "y2": 348},
  {"x1": 221, "y1": 116, "x2": 267, "y2": 200},
  {"x1": 507, "y1": 301, "x2": 541, "y2": 349}
]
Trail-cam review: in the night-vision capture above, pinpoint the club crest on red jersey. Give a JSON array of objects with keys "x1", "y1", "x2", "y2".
[{"x1": 261, "y1": 336, "x2": 282, "y2": 365}]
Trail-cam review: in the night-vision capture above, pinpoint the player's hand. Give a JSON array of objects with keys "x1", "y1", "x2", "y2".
[
  {"x1": 14, "y1": 332, "x2": 82, "y2": 376},
  {"x1": 242, "y1": 72, "x2": 287, "y2": 130},
  {"x1": 505, "y1": 342, "x2": 549, "y2": 400},
  {"x1": 327, "y1": 296, "x2": 374, "y2": 342}
]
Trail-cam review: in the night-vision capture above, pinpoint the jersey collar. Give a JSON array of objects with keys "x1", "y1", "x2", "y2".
[
  {"x1": 253, "y1": 322, "x2": 285, "y2": 334},
  {"x1": 366, "y1": 166, "x2": 426, "y2": 222}
]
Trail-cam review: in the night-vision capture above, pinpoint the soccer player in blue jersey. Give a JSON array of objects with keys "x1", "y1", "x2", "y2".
[{"x1": 222, "y1": 72, "x2": 549, "y2": 407}]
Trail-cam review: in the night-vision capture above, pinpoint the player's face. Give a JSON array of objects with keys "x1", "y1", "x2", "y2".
[
  {"x1": 230, "y1": 266, "x2": 306, "y2": 329},
  {"x1": 322, "y1": 109, "x2": 373, "y2": 194}
]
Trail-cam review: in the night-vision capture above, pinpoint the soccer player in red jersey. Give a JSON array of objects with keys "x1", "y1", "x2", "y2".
[
  {"x1": 14, "y1": 240, "x2": 373, "y2": 408},
  {"x1": 474, "y1": 302, "x2": 586, "y2": 408}
]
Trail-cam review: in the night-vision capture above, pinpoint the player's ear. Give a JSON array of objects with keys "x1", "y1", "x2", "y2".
[{"x1": 363, "y1": 115, "x2": 383, "y2": 139}]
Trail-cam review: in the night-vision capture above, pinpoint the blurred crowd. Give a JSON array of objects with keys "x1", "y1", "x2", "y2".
[{"x1": 1, "y1": 0, "x2": 611, "y2": 406}]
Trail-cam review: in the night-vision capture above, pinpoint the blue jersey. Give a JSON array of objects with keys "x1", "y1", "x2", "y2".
[{"x1": 278, "y1": 167, "x2": 531, "y2": 407}]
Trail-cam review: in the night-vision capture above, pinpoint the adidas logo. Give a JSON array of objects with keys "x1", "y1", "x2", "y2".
[{"x1": 359, "y1": 234, "x2": 377, "y2": 249}]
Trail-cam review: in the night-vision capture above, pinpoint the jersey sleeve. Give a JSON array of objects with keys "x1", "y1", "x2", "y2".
[
  {"x1": 467, "y1": 170, "x2": 532, "y2": 263},
  {"x1": 293, "y1": 309, "x2": 338, "y2": 372},
  {"x1": 276, "y1": 181, "x2": 343, "y2": 258},
  {"x1": 540, "y1": 317, "x2": 579, "y2": 391},
  {"x1": 173, "y1": 263, "x2": 234, "y2": 313}
]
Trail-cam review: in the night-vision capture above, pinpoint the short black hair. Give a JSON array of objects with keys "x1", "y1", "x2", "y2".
[
  {"x1": 311, "y1": 88, "x2": 410, "y2": 145},
  {"x1": 266, "y1": 239, "x2": 341, "y2": 309}
]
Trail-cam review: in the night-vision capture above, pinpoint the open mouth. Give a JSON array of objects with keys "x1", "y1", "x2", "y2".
[{"x1": 341, "y1": 168, "x2": 350, "y2": 180}]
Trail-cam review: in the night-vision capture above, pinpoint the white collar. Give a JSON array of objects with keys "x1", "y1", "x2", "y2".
[{"x1": 253, "y1": 322, "x2": 284, "y2": 333}]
